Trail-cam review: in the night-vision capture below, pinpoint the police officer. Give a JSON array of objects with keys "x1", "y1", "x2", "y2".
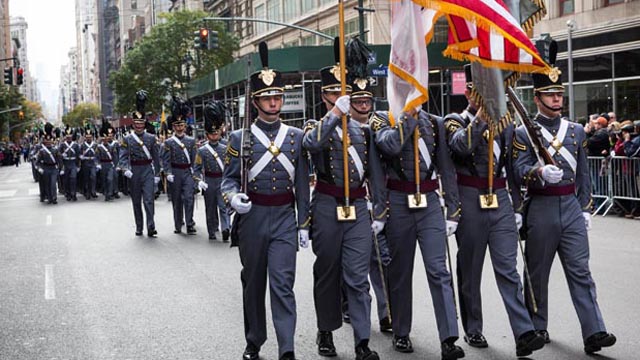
[
  {"x1": 444, "y1": 64, "x2": 545, "y2": 356},
  {"x1": 221, "y1": 42, "x2": 310, "y2": 360},
  {"x1": 35, "y1": 123, "x2": 62, "y2": 204},
  {"x1": 80, "y1": 128, "x2": 99, "y2": 199},
  {"x1": 119, "y1": 90, "x2": 161, "y2": 237},
  {"x1": 303, "y1": 42, "x2": 385, "y2": 360},
  {"x1": 371, "y1": 107, "x2": 464, "y2": 360},
  {"x1": 162, "y1": 97, "x2": 198, "y2": 235},
  {"x1": 59, "y1": 127, "x2": 80, "y2": 201},
  {"x1": 513, "y1": 40, "x2": 616, "y2": 354},
  {"x1": 97, "y1": 122, "x2": 116, "y2": 201},
  {"x1": 194, "y1": 101, "x2": 230, "y2": 241}
]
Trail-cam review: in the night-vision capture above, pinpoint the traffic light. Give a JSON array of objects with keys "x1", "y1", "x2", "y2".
[
  {"x1": 18, "y1": 111, "x2": 24, "y2": 120},
  {"x1": 3, "y1": 67, "x2": 13, "y2": 85},
  {"x1": 208, "y1": 30, "x2": 219, "y2": 49},
  {"x1": 194, "y1": 28, "x2": 209, "y2": 50},
  {"x1": 16, "y1": 68, "x2": 24, "y2": 85}
]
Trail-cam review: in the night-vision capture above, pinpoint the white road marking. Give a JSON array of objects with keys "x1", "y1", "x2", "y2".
[
  {"x1": 28, "y1": 188, "x2": 40, "y2": 196},
  {"x1": 5, "y1": 179, "x2": 20, "y2": 183},
  {"x1": 44, "y1": 265, "x2": 56, "y2": 300},
  {"x1": 46, "y1": 215, "x2": 52, "y2": 226},
  {"x1": 0, "y1": 190, "x2": 17, "y2": 198}
]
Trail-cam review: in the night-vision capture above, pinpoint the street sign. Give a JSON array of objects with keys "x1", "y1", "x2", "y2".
[
  {"x1": 368, "y1": 77, "x2": 378, "y2": 87},
  {"x1": 282, "y1": 91, "x2": 305, "y2": 113},
  {"x1": 371, "y1": 65, "x2": 388, "y2": 77},
  {"x1": 367, "y1": 52, "x2": 377, "y2": 65},
  {"x1": 451, "y1": 70, "x2": 466, "y2": 95}
]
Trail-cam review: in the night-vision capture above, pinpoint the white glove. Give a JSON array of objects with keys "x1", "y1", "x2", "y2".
[
  {"x1": 96, "y1": 164, "x2": 102, "y2": 170},
  {"x1": 583, "y1": 212, "x2": 592, "y2": 230},
  {"x1": 166, "y1": 174, "x2": 175, "y2": 183},
  {"x1": 198, "y1": 180, "x2": 208, "y2": 191},
  {"x1": 60, "y1": 170, "x2": 65, "y2": 176},
  {"x1": 298, "y1": 229, "x2": 309, "y2": 248},
  {"x1": 79, "y1": 155, "x2": 85, "y2": 160},
  {"x1": 231, "y1": 193, "x2": 252, "y2": 214},
  {"x1": 38, "y1": 168, "x2": 44, "y2": 174},
  {"x1": 371, "y1": 220, "x2": 385, "y2": 236},
  {"x1": 154, "y1": 176, "x2": 161, "y2": 184},
  {"x1": 540, "y1": 165, "x2": 564, "y2": 184},
  {"x1": 446, "y1": 220, "x2": 458, "y2": 236},
  {"x1": 334, "y1": 95, "x2": 351, "y2": 115},
  {"x1": 124, "y1": 170, "x2": 133, "y2": 178},
  {"x1": 515, "y1": 213, "x2": 523, "y2": 231}
]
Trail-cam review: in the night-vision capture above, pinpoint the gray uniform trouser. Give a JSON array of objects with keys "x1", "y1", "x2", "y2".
[
  {"x1": 81, "y1": 161, "x2": 97, "y2": 195},
  {"x1": 455, "y1": 187, "x2": 534, "y2": 339},
  {"x1": 525, "y1": 194, "x2": 607, "y2": 339},
  {"x1": 42, "y1": 167, "x2": 58, "y2": 202},
  {"x1": 100, "y1": 163, "x2": 114, "y2": 198},
  {"x1": 63, "y1": 161, "x2": 77, "y2": 196},
  {"x1": 370, "y1": 232, "x2": 390, "y2": 322},
  {"x1": 203, "y1": 177, "x2": 230, "y2": 236},
  {"x1": 170, "y1": 168, "x2": 195, "y2": 229},
  {"x1": 237, "y1": 204, "x2": 297, "y2": 357},
  {"x1": 387, "y1": 190, "x2": 458, "y2": 342},
  {"x1": 312, "y1": 194, "x2": 372, "y2": 344},
  {"x1": 130, "y1": 165, "x2": 155, "y2": 231}
]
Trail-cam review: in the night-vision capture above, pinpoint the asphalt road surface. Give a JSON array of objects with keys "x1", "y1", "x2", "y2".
[{"x1": 0, "y1": 163, "x2": 637, "y2": 360}]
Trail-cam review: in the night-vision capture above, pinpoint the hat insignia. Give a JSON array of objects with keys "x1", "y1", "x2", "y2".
[
  {"x1": 330, "y1": 65, "x2": 346, "y2": 82},
  {"x1": 259, "y1": 69, "x2": 276, "y2": 86},
  {"x1": 355, "y1": 78, "x2": 368, "y2": 90},
  {"x1": 548, "y1": 67, "x2": 561, "y2": 83}
]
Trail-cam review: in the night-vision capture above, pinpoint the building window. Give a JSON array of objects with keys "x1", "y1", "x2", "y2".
[
  {"x1": 604, "y1": 0, "x2": 625, "y2": 6},
  {"x1": 131, "y1": 0, "x2": 137, "y2": 10},
  {"x1": 301, "y1": 35, "x2": 315, "y2": 46},
  {"x1": 267, "y1": 0, "x2": 281, "y2": 30},
  {"x1": 283, "y1": 39, "x2": 300, "y2": 48},
  {"x1": 559, "y1": 0, "x2": 574, "y2": 16},
  {"x1": 320, "y1": 0, "x2": 333, "y2": 6},
  {"x1": 255, "y1": 4, "x2": 266, "y2": 35},
  {"x1": 284, "y1": 0, "x2": 300, "y2": 22},
  {"x1": 302, "y1": 0, "x2": 316, "y2": 13}
]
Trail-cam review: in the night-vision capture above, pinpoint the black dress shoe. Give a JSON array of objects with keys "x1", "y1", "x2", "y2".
[
  {"x1": 379, "y1": 316, "x2": 392, "y2": 333},
  {"x1": 536, "y1": 329, "x2": 550, "y2": 344},
  {"x1": 187, "y1": 226, "x2": 196, "y2": 234},
  {"x1": 464, "y1": 333, "x2": 488, "y2": 348},
  {"x1": 516, "y1": 330, "x2": 545, "y2": 357},
  {"x1": 584, "y1": 332, "x2": 616, "y2": 354},
  {"x1": 72, "y1": 195, "x2": 77, "y2": 201},
  {"x1": 135, "y1": 231, "x2": 143, "y2": 236},
  {"x1": 355, "y1": 340, "x2": 379, "y2": 360},
  {"x1": 242, "y1": 342, "x2": 259, "y2": 360},
  {"x1": 114, "y1": 193, "x2": 120, "y2": 199},
  {"x1": 51, "y1": 199, "x2": 57, "y2": 204},
  {"x1": 279, "y1": 351, "x2": 296, "y2": 360},
  {"x1": 316, "y1": 330, "x2": 337, "y2": 357},
  {"x1": 393, "y1": 335, "x2": 414, "y2": 353},
  {"x1": 174, "y1": 228, "x2": 182, "y2": 234},
  {"x1": 222, "y1": 229, "x2": 230, "y2": 241},
  {"x1": 148, "y1": 229, "x2": 157, "y2": 237},
  {"x1": 441, "y1": 338, "x2": 465, "y2": 360},
  {"x1": 209, "y1": 234, "x2": 217, "y2": 241}
]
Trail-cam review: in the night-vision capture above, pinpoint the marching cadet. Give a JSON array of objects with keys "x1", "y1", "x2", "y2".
[
  {"x1": 303, "y1": 39, "x2": 385, "y2": 360},
  {"x1": 162, "y1": 97, "x2": 198, "y2": 235},
  {"x1": 221, "y1": 42, "x2": 310, "y2": 360},
  {"x1": 371, "y1": 107, "x2": 464, "y2": 360},
  {"x1": 194, "y1": 100, "x2": 230, "y2": 241},
  {"x1": 119, "y1": 90, "x2": 161, "y2": 237},
  {"x1": 59, "y1": 127, "x2": 80, "y2": 201},
  {"x1": 80, "y1": 127, "x2": 99, "y2": 199},
  {"x1": 108, "y1": 123, "x2": 121, "y2": 199},
  {"x1": 513, "y1": 41, "x2": 616, "y2": 354},
  {"x1": 35, "y1": 123, "x2": 62, "y2": 204},
  {"x1": 97, "y1": 122, "x2": 116, "y2": 201},
  {"x1": 30, "y1": 134, "x2": 42, "y2": 184},
  {"x1": 444, "y1": 64, "x2": 545, "y2": 356},
  {"x1": 346, "y1": 65, "x2": 392, "y2": 333}
]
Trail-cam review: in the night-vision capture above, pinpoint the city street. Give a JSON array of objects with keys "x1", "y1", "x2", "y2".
[{"x1": 0, "y1": 163, "x2": 637, "y2": 360}]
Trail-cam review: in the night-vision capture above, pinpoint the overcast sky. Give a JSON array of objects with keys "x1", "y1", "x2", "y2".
[{"x1": 9, "y1": 0, "x2": 76, "y2": 120}]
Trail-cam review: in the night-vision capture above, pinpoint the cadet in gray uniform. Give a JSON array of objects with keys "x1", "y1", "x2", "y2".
[
  {"x1": 97, "y1": 123, "x2": 116, "y2": 201},
  {"x1": 108, "y1": 129, "x2": 121, "y2": 199},
  {"x1": 221, "y1": 42, "x2": 309, "y2": 360},
  {"x1": 162, "y1": 97, "x2": 198, "y2": 235},
  {"x1": 445, "y1": 64, "x2": 545, "y2": 357},
  {"x1": 513, "y1": 41, "x2": 616, "y2": 355},
  {"x1": 80, "y1": 129, "x2": 98, "y2": 199},
  {"x1": 303, "y1": 54, "x2": 385, "y2": 360},
  {"x1": 60, "y1": 128, "x2": 80, "y2": 201},
  {"x1": 35, "y1": 123, "x2": 62, "y2": 204},
  {"x1": 119, "y1": 90, "x2": 161, "y2": 237},
  {"x1": 194, "y1": 101, "x2": 230, "y2": 241},
  {"x1": 372, "y1": 109, "x2": 464, "y2": 360}
]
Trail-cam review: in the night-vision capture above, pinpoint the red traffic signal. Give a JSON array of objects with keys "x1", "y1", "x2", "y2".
[{"x1": 16, "y1": 68, "x2": 24, "y2": 85}]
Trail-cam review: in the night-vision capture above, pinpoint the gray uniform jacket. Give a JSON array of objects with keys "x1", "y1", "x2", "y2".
[
  {"x1": 59, "y1": 141, "x2": 81, "y2": 168},
  {"x1": 118, "y1": 131, "x2": 160, "y2": 175},
  {"x1": 161, "y1": 135, "x2": 197, "y2": 176},
  {"x1": 194, "y1": 141, "x2": 226, "y2": 180}
]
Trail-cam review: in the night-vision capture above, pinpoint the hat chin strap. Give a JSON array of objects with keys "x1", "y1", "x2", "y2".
[
  {"x1": 540, "y1": 98, "x2": 563, "y2": 112},
  {"x1": 322, "y1": 93, "x2": 335, "y2": 107},
  {"x1": 351, "y1": 104, "x2": 370, "y2": 116},
  {"x1": 253, "y1": 99, "x2": 281, "y2": 117}
]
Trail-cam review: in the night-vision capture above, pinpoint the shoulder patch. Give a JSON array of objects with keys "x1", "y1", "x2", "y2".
[
  {"x1": 227, "y1": 145, "x2": 239, "y2": 158},
  {"x1": 582, "y1": 139, "x2": 588, "y2": 148},
  {"x1": 369, "y1": 115, "x2": 386, "y2": 132},
  {"x1": 513, "y1": 138, "x2": 527, "y2": 151},
  {"x1": 195, "y1": 152, "x2": 202, "y2": 165},
  {"x1": 303, "y1": 120, "x2": 317, "y2": 134}
]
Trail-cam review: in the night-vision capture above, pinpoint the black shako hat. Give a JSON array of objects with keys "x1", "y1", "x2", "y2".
[
  {"x1": 346, "y1": 36, "x2": 372, "y2": 99},
  {"x1": 320, "y1": 37, "x2": 351, "y2": 93},
  {"x1": 250, "y1": 42, "x2": 284, "y2": 98},
  {"x1": 532, "y1": 39, "x2": 564, "y2": 93},
  {"x1": 203, "y1": 100, "x2": 226, "y2": 134}
]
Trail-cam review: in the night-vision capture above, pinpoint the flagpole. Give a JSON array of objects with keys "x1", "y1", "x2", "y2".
[
  {"x1": 338, "y1": 0, "x2": 353, "y2": 220},
  {"x1": 487, "y1": 123, "x2": 495, "y2": 205}
]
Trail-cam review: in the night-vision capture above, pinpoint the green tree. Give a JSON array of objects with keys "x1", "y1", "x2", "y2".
[
  {"x1": 0, "y1": 84, "x2": 27, "y2": 141},
  {"x1": 108, "y1": 10, "x2": 239, "y2": 115},
  {"x1": 62, "y1": 103, "x2": 102, "y2": 128}
]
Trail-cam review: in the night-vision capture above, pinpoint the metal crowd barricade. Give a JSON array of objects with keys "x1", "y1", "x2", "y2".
[
  {"x1": 587, "y1": 156, "x2": 612, "y2": 215},
  {"x1": 603, "y1": 156, "x2": 640, "y2": 216}
]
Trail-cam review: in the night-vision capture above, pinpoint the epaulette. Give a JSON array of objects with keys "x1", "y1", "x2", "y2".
[
  {"x1": 303, "y1": 120, "x2": 318, "y2": 134},
  {"x1": 194, "y1": 152, "x2": 202, "y2": 165},
  {"x1": 443, "y1": 113, "x2": 465, "y2": 133},
  {"x1": 513, "y1": 138, "x2": 527, "y2": 151},
  {"x1": 369, "y1": 114, "x2": 386, "y2": 132}
]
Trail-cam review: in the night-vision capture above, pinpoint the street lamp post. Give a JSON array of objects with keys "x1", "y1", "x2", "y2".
[{"x1": 567, "y1": 20, "x2": 576, "y2": 120}]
